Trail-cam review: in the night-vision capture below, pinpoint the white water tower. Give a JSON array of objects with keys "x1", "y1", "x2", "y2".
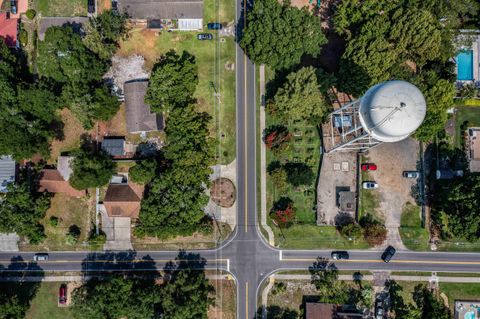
[{"x1": 324, "y1": 80, "x2": 426, "y2": 152}]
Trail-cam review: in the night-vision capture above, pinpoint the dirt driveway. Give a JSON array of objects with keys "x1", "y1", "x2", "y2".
[{"x1": 366, "y1": 138, "x2": 419, "y2": 250}]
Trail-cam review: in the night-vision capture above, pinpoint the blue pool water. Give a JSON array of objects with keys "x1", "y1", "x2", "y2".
[
  {"x1": 457, "y1": 50, "x2": 474, "y2": 81},
  {"x1": 464, "y1": 311, "x2": 475, "y2": 319}
]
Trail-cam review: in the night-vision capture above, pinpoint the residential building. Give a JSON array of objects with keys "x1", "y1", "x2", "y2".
[
  {"x1": 101, "y1": 137, "x2": 126, "y2": 157},
  {"x1": 38, "y1": 17, "x2": 88, "y2": 40},
  {"x1": 0, "y1": 156, "x2": 16, "y2": 192},
  {"x1": 0, "y1": 12, "x2": 18, "y2": 48},
  {"x1": 468, "y1": 128, "x2": 480, "y2": 172},
  {"x1": 117, "y1": 0, "x2": 203, "y2": 30},
  {"x1": 124, "y1": 80, "x2": 164, "y2": 134},
  {"x1": 103, "y1": 182, "x2": 144, "y2": 218},
  {"x1": 305, "y1": 303, "x2": 365, "y2": 319},
  {"x1": 38, "y1": 156, "x2": 86, "y2": 197}
]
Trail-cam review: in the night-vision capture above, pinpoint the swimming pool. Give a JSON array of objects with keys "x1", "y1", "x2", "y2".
[
  {"x1": 465, "y1": 311, "x2": 476, "y2": 319},
  {"x1": 457, "y1": 50, "x2": 474, "y2": 81}
]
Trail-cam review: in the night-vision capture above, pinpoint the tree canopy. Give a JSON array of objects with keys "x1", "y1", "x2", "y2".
[
  {"x1": 0, "y1": 177, "x2": 50, "y2": 244},
  {"x1": 129, "y1": 158, "x2": 158, "y2": 184},
  {"x1": 83, "y1": 10, "x2": 128, "y2": 60},
  {"x1": 270, "y1": 67, "x2": 328, "y2": 123},
  {"x1": 69, "y1": 141, "x2": 116, "y2": 190},
  {"x1": 145, "y1": 50, "x2": 198, "y2": 113},
  {"x1": 37, "y1": 26, "x2": 108, "y2": 84},
  {"x1": 240, "y1": 0, "x2": 326, "y2": 70}
]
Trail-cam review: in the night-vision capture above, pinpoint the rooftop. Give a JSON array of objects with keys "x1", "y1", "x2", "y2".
[
  {"x1": 0, "y1": 13, "x2": 17, "y2": 48},
  {"x1": 0, "y1": 155, "x2": 15, "y2": 192},
  {"x1": 38, "y1": 169, "x2": 86, "y2": 198},
  {"x1": 124, "y1": 80, "x2": 164, "y2": 134},
  {"x1": 101, "y1": 137, "x2": 126, "y2": 157},
  {"x1": 38, "y1": 17, "x2": 88, "y2": 40},
  {"x1": 118, "y1": 0, "x2": 203, "y2": 19},
  {"x1": 103, "y1": 182, "x2": 144, "y2": 218}
]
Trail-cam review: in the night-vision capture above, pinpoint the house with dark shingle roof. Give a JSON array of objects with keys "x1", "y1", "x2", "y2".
[
  {"x1": 124, "y1": 80, "x2": 164, "y2": 134},
  {"x1": 103, "y1": 182, "x2": 144, "y2": 218}
]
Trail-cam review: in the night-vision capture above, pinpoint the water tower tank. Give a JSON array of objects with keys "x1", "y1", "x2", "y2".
[{"x1": 358, "y1": 80, "x2": 426, "y2": 143}]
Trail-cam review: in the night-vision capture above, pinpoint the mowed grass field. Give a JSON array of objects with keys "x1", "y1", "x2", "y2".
[
  {"x1": 34, "y1": 0, "x2": 87, "y2": 16},
  {"x1": 26, "y1": 283, "x2": 74, "y2": 319},
  {"x1": 399, "y1": 202, "x2": 429, "y2": 251}
]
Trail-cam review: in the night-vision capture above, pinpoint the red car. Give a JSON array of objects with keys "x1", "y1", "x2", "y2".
[
  {"x1": 59, "y1": 284, "x2": 67, "y2": 305},
  {"x1": 361, "y1": 163, "x2": 377, "y2": 171}
]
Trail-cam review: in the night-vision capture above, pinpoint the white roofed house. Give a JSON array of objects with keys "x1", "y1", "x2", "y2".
[{"x1": 117, "y1": 0, "x2": 204, "y2": 30}]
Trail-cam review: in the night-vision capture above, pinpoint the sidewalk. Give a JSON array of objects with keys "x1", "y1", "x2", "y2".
[{"x1": 259, "y1": 64, "x2": 275, "y2": 245}]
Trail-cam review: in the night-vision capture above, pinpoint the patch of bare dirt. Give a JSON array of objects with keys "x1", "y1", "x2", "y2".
[{"x1": 210, "y1": 178, "x2": 236, "y2": 208}]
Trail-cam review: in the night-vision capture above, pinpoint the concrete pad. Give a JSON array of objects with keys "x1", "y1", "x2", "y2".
[
  {"x1": 0, "y1": 233, "x2": 19, "y2": 251},
  {"x1": 317, "y1": 152, "x2": 357, "y2": 225},
  {"x1": 100, "y1": 206, "x2": 132, "y2": 251}
]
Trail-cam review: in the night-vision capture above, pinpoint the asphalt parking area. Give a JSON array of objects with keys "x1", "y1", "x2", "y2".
[{"x1": 365, "y1": 138, "x2": 419, "y2": 249}]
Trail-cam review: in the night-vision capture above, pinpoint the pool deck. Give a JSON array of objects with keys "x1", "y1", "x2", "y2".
[{"x1": 456, "y1": 31, "x2": 480, "y2": 84}]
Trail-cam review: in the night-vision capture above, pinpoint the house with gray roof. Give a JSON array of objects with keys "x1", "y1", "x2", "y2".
[
  {"x1": 102, "y1": 137, "x2": 126, "y2": 157},
  {"x1": 124, "y1": 80, "x2": 164, "y2": 134},
  {"x1": 38, "y1": 17, "x2": 89, "y2": 40},
  {"x1": 0, "y1": 156, "x2": 15, "y2": 192},
  {"x1": 118, "y1": 0, "x2": 203, "y2": 30}
]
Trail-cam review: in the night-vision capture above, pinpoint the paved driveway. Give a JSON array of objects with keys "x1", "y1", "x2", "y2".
[
  {"x1": 100, "y1": 206, "x2": 133, "y2": 251},
  {"x1": 0, "y1": 233, "x2": 19, "y2": 251},
  {"x1": 366, "y1": 138, "x2": 419, "y2": 249}
]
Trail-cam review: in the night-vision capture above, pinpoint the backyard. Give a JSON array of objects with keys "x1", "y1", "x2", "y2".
[
  {"x1": 33, "y1": 0, "x2": 87, "y2": 16},
  {"x1": 399, "y1": 202, "x2": 429, "y2": 251},
  {"x1": 26, "y1": 282, "x2": 74, "y2": 319},
  {"x1": 454, "y1": 106, "x2": 480, "y2": 148},
  {"x1": 19, "y1": 193, "x2": 94, "y2": 251}
]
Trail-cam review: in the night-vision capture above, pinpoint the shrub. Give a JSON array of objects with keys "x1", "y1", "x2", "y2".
[
  {"x1": 66, "y1": 224, "x2": 81, "y2": 245},
  {"x1": 360, "y1": 215, "x2": 387, "y2": 246},
  {"x1": 263, "y1": 125, "x2": 291, "y2": 151},
  {"x1": 340, "y1": 222, "x2": 362, "y2": 239},
  {"x1": 270, "y1": 197, "x2": 295, "y2": 228},
  {"x1": 49, "y1": 216, "x2": 60, "y2": 227},
  {"x1": 284, "y1": 162, "x2": 314, "y2": 187},
  {"x1": 88, "y1": 227, "x2": 107, "y2": 249},
  {"x1": 25, "y1": 9, "x2": 36, "y2": 20},
  {"x1": 19, "y1": 29, "x2": 28, "y2": 45}
]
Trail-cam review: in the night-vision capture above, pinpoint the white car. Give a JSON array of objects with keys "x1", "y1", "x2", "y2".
[
  {"x1": 33, "y1": 253, "x2": 49, "y2": 261},
  {"x1": 362, "y1": 181, "x2": 378, "y2": 189}
]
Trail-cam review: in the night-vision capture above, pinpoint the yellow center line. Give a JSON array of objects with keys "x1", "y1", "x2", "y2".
[
  {"x1": 281, "y1": 258, "x2": 480, "y2": 265},
  {"x1": 245, "y1": 282, "x2": 249, "y2": 319},
  {"x1": 244, "y1": 54, "x2": 248, "y2": 233},
  {"x1": 0, "y1": 259, "x2": 230, "y2": 264}
]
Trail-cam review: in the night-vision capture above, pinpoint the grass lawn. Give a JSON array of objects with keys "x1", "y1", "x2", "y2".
[
  {"x1": 49, "y1": 109, "x2": 87, "y2": 163},
  {"x1": 439, "y1": 283, "x2": 480, "y2": 310},
  {"x1": 358, "y1": 156, "x2": 381, "y2": 222},
  {"x1": 272, "y1": 224, "x2": 370, "y2": 249},
  {"x1": 26, "y1": 282, "x2": 74, "y2": 319},
  {"x1": 399, "y1": 202, "x2": 429, "y2": 251},
  {"x1": 454, "y1": 106, "x2": 480, "y2": 148},
  {"x1": 34, "y1": 0, "x2": 87, "y2": 16},
  {"x1": 117, "y1": 0, "x2": 236, "y2": 165},
  {"x1": 20, "y1": 193, "x2": 93, "y2": 251}
]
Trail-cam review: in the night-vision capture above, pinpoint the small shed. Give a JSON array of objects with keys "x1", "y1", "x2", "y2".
[
  {"x1": 101, "y1": 137, "x2": 125, "y2": 157},
  {"x1": 339, "y1": 191, "x2": 356, "y2": 212},
  {"x1": 0, "y1": 156, "x2": 15, "y2": 192}
]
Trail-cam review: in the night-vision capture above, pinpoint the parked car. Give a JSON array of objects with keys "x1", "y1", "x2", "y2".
[
  {"x1": 59, "y1": 284, "x2": 67, "y2": 305},
  {"x1": 88, "y1": 0, "x2": 95, "y2": 13},
  {"x1": 331, "y1": 251, "x2": 349, "y2": 260},
  {"x1": 362, "y1": 181, "x2": 378, "y2": 189},
  {"x1": 381, "y1": 246, "x2": 396, "y2": 263},
  {"x1": 197, "y1": 33, "x2": 213, "y2": 40},
  {"x1": 402, "y1": 171, "x2": 419, "y2": 178},
  {"x1": 361, "y1": 163, "x2": 377, "y2": 171},
  {"x1": 207, "y1": 22, "x2": 222, "y2": 30},
  {"x1": 111, "y1": 0, "x2": 118, "y2": 11},
  {"x1": 33, "y1": 253, "x2": 49, "y2": 261}
]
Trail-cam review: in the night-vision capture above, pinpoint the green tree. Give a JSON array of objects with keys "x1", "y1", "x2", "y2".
[
  {"x1": 271, "y1": 67, "x2": 328, "y2": 123},
  {"x1": 360, "y1": 215, "x2": 387, "y2": 246},
  {"x1": 413, "y1": 285, "x2": 450, "y2": 319},
  {"x1": 83, "y1": 10, "x2": 128, "y2": 60},
  {"x1": 145, "y1": 50, "x2": 198, "y2": 112},
  {"x1": 0, "y1": 181, "x2": 50, "y2": 244},
  {"x1": 263, "y1": 125, "x2": 291, "y2": 151},
  {"x1": 72, "y1": 276, "x2": 160, "y2": 319},
  {"x1": 129, "y1": 158, "x2": 157, "y2": 184},
  {"x1": 309, "y1": 257, "x2": 348, "y2": 303},
  {"x1": 37, "y1": 26, "x2": 107, "y2": 84},
  {"x1": 69, "y1": 141, "x2": 116, "y2": 190},
  {"x1": 284, "y1": 162, "x2": 314, "y2": 187},
  {"x1": 62, "y1": 83, "x2": 120, "y2": 129},
  {"x1": 240, "y1": 0, "x2": 326, "y2": 70}
]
